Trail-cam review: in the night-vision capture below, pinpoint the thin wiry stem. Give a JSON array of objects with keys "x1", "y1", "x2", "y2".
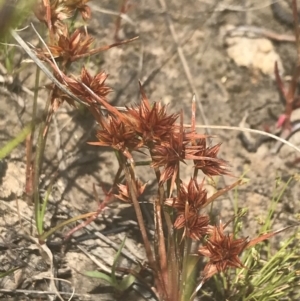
[
  {"x1": 72, "y1": 36, "x2": 139, "y2": 60},
  {"x1": 33, "y1": 93, "x2": 51, "y2": 235},
  {"x1": 25, "y1": 66, "x2": 40, "y2": 197},
  {"x1": 153, "y1": 167, "x2": 178, "y2": 300},
  {"x1": 189, "y1": 124, "x2": 300, "y2": 155},
  {"x1": 122, "y1": 159, "x2": 167, "y2": 300},
  {"x1": 180, "y1": 235, "x2": 191, "y2": 301},
  {"x1": 154, "y1": 188, "x2": 168, "y2": 292}
]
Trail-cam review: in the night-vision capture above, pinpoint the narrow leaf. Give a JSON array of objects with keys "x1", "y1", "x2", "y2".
[
  {"x1": 111, "y1": 236, "x2": 127, "y2": 287},
  {"x1": 0, "y1": 267, "x2": 21, "y2": 278},
  {"x1": 119, "y1": 274, "x2": 136, "y2": 291},
  {"x1": 84, "y1": 271, "x2": 114, "y2": 286},
  {"x1": 247, "y1": 224, "x2": 299, "y2": 248}
]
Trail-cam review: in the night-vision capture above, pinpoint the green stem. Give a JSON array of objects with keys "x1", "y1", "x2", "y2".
[
  {"x1": 0, "y1": 121, "x2": 37, "y2": 159},
  {"x1": 33, "y1": 94, "x2": 51, "y2": 235},
  {"x1": 180, "y1": 236, "x2": 191, "y2": 301},
  {"x1": 25, "y1": 66, "x2": 40, "y2": 196},
  {"x1": 39, "y1": 211, "x2": 97, "y2": 243}
]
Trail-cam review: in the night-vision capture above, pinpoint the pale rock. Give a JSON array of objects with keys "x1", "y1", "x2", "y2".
[{"x1": 226, "y1": 36, "x2": 284, "y2": 77}]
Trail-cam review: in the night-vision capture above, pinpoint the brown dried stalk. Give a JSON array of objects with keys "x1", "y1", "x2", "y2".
[{"x1": 273, "y1": 0, "x2": 300, "y2": 132}]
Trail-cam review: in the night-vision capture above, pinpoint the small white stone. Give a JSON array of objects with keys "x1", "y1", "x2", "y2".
[{"x1": 226, "y1": 36, "x2": 284, "y2": 77}]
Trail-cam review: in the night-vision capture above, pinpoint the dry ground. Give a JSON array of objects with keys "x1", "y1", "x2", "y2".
[{"x1": 1, "y1": 0, "x2": 300, "y2": 300}]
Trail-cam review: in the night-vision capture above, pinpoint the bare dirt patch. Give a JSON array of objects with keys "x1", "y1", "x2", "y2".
[{"x1": 1, "y1": 1, "x2": 300, "y2": 300}]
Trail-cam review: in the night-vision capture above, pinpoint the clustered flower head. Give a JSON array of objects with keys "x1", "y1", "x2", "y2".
[
  {"x1": 198, "y1": 221, "x2": 249, "y2": 280},
  {"x1": 34, "y1": 0, "x2": 138, "y2": 113},
  {"x1": 125, "y1": 87, "x2": 179, "y2": 145},
  {"x1": 165, "y1": 178, "x2": 210, "y2": 240},
  {"x1": 82, "y1": 83, "x2": 260, "y2": 289},
  {"x1": 44, "y1": 66, "x2": 112, "y2": 112},
  {"x1": 114, "y1": 179, "x2": 147, "y2": 203},
  {"x1": 34, "y1": 0, "x2": 91, "y2": 35},
  {"x1": 38, "y1": 27, "x2": 94, "y2": 66},
  {"x1": 193, "y1": 138, "x2": 229, "y2": 177},
  {"x1": 165, "y1": 178, "x2": 207, "y2": 213},
  {"x1": 80, "y1": 83, "x2": 230, "y2": 183},
  {"x1": 66, "y1": 66, "x2": 111, "y2": 105},
  {"x1": 64, "y1": 0, "x2": 91, "y2": 20},
  {"x1": 75, "y1": 78, "x2": 232, "y2": 252}
]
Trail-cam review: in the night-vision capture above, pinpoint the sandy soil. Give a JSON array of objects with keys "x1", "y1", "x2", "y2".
[{"x1": 1, "y1": 0, "x2": 300, "y2": 300}]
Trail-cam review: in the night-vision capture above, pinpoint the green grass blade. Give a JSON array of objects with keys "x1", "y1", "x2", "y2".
[
  {"x1": 0, "y1": 121, "x2": 36, "y2": 159},
  {"x1": 84, "y1": 271, "x2": 114, "y2": 286}
]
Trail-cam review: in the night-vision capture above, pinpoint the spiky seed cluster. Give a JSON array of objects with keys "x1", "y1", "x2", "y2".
[
  {"x1": 39, "y1": 28, "x2": 94, "y2": 65},
  {"x1": 165, "y1": 178, "x2": 207, "y2": 213},
  {"x1": 198, "y1": 222, "x2": 249, "y2": 280},
  {"x1": 125, "y1": 90, "x2": 179, "y2": 145},
  {"x1": 193, "y1": 138, "x2": 229, "y2": 177},
  {"x1": 35, "y1": 0, "x2": 91, "y2": 34},
  {"x1": 66, "y1": 80, "x2": 229, "y2": 235},
  {"x1": 114, "y1": 180, "x2": 147, "y2": 203},
  {"x1": 67, "y1": 77, "x2": 228, "y2": 185},
  {"x1": 34, "y1": 0, "x2": 230, "y2": 184},
  {"x1": 64, "y1": 0, "x2": 91, "y2": 20},
  {"x1": 150, "y1": 141, "x2": 183, "y2": 184},
  {"x1": 165, "y1": 178, "x2": 210, "y2": 240},
  {"x1": 175, "y1": 213, "x2": 210, "y2": 241},
  {"x1": 69, "y1": 67, "x2": 111, "y2": 103},
  {"x1": 89, "y1": 114, "x2": 143, "y2": 161}
]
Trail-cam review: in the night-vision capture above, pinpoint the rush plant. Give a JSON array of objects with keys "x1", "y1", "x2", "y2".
[{"x1": 1, "y1": 0, "x2": 300, "y2": 300}]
